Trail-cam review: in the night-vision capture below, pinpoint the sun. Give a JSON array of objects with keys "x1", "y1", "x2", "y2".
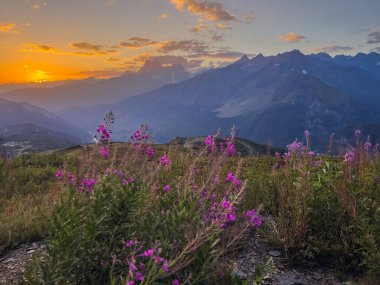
[{"x1": 29, "y1": 70, "x2": 51, "y2": 83}]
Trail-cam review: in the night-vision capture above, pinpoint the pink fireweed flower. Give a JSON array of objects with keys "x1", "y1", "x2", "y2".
[
  {"x1": 55, "y1": 169, "x2": 63, "y2": 178},
  {"x1": 68, "y1": 173, "x2": 76, "y2": 185},
  {"x1": 99, "y1": 146, "x2": 109, "y2": 158},
  {"x1": 125, "y1": 240, "x2": 135, "y2": 247},
  {"x1": 344, "y1": 149, "x2": 355, "y2": 163},
  {"x1": 146, "y1": 146, "x2": 155, "y2": 160},
  {"x1": 287, "y1": 139, "x2": 302, "y2": 153},
  {"x1": 96, "y1": 124, "x2": 111, "y2": 143},
  {"x1": 159, "y1": 155, "x2": 171, "y2": 167},
  {"x1": 84, "y1": 178, "x2": 96, "y2": 192},
  {"x1": 127, "y1": 177, "x2": 135, "y2": 184},
  {"x1": 128, "y1": 261, "x2": 138, "y2": 272},
  {"x1": 163, "y1": 185, "x2": 171, "y2": 192},
  {"x1": 304, "y1": 130, "x2": 310, "y2": 138},
  {"x1": 226, "y1": 172, "x2": 235, "y2": 182},
  {"x1": 135, "y1": 271, "x2": 144, "y2": 282},
  {"x1": 204, "y1": 135, "x2": 216, "y2": 152},
  {"x1": 283, "y1": 152, "x2": 291, "y2": 160},
  {"x1": 172, "y1": 279, "x2": 180, "y2": 285},
  {"x1": 127, "y1": 282, "x2": 135, "y2": 285},
  {"x1": 227, "y1": 142, "x2": 235, "y2": 156},
  {"x1": 354, "y1": 129, "x2": 361, "y2": 138},
  {"x1": 364, "y1": 136, "x2": 372, "y2": 150},
  {"x1": 275, "y1": 152, "x2": 281, "y2": 158},
  {"x1": 308, "y1": 151, "x2": 316, "y2": 157},
  {"x1": 225, "y1": 212, "x2": 236, "y2": 222},
  {"x1": 141, "y1": 249, "x2": 154, "y2": 257},
  {"x1": 162, "y1": 260, "x2": 169, "y2": 272},
  {"x1": 244, "y1": 210, "x2": 262, "y2": 227},
  {"x1": 221, "y1": 199, "x2": 232, "y2": 211}
]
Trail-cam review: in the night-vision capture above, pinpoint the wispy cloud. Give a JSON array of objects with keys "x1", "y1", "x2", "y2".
[
  {"x1": 70, "y1": 42, "x2": 103, "y2": 51},
  {"x1": 117, "y1": 37, "x2": 158, "y2": 49},
  {"x1": 0, "y1": 22, "x2": 18, "y2": 34},
  {"x1": 367, "y1": 28, "x2": 380, "y2": 44},
  {"x1": 21, "y1": 44, "x2": 58, "y2": 53},
  {"x1": 278, "y1": 32, "x2": 306, "y2": 43},
  {"x1": 170, "y1": 0, "x2": 236, "y2": 22},
  {"x1": 314, "y1": 45, "x2": 353, "y2": 53},
  {"x1": 70, "y1": 42, "x2": 116, "y2": 55},
  {"x1": 159, "y1": 13, "x2": 171, "y2": 19},
  {"x1": 157, "y1": 39, "x2": 209, "y2": 53},
  {"x1": 190, "y1": 23, "x2": 210, "y2": 33}
]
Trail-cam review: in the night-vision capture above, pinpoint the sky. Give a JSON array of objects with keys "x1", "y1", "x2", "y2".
[{"x1": 1, "y1": 0, "x2": 380, "y2": 83}]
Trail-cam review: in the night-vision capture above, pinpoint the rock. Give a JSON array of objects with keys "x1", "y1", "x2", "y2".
[
  {"x1": 268, "y1": 250, "x2": 281, "y2": 257},
  {"x1": 236, "y1": 270, "x2": 248, "y2": 280}
]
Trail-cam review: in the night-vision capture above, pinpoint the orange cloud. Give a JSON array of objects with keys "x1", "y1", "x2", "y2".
[
  {"x1": 170, "y1": 0, "x2": 236, "y2": 21},
  {"x1": 0, "y1": 22, "x2": 18, "y2": 34},
  {"x1": 159, "y1": 13, "x2": 171, "y2": 19},
  {"x1": 21, "y1": 44, "x2": 58, "y2": 53},
  {"x1": 190, "y1": 23, "x2": 210, "y2": 33},
  {"x1": 118, "y1": 37, "x2": 158, "y2": 49},
  {"x1": 279, "y1": 32, "x2": 306, "y2": 43}
]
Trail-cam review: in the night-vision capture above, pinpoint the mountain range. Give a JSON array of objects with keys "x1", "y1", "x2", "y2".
[
  {"x1": 57, "y1": 50, "x2": 380, "y2": 150},
  {"x1": 1, "y1": 50, "x2": 380, "y2": 152},
  {"x1": 0, "y1": 62, "x2": 190, "y2": 111}
]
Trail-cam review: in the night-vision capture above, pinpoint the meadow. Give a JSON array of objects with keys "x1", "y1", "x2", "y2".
[{"x1": 0, "y1": 115, "x2": 379, "y2": 284}]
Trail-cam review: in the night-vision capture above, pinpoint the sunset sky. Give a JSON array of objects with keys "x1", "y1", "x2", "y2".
[{"x1": 1, "y1": 0, "x2": 380, "y2": 83}]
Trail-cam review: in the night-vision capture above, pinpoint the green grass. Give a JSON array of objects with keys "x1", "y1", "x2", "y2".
[{"x1": 1, "y1": 139, "x2": 379, "y2": 283}]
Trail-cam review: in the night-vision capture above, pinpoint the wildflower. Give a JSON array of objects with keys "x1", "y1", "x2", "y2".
[
  {"x1": 287, "y1": 139, "x2": 302, "y2": 153},
  {"x1": 159, "y1": 155, "x2": 171, "y2": 167},
  {"x1": 127, "y1": 282, "x2": 135, "y2": 285},
  {"x1": 125, "y1": 240, "x2": 135, "y2": 247},
  {"x1": 68, "y1": 173, "x2": 76, "y2": 185},
  {"x1": 226, "y1": 172, "x2": 235, "y2": 182},
  {"x1": 233, "y1": 178, "x2": 241, "y2": 187},
  {"x1": 128, "y1": 261, "x2": 137, "y2": 272},
  {"x1": 135, "y1": 271, "x2": 144, "y2": 282},
  {"x1": 112, "y1": 169, "x2": 118, "y2": 175},
  {"x1": 96, "y1": 124, "x2": 111, "y2": 143},
  {"x1": 162, "y1": 260, "x2": 169, "y2": 272},
  {"x1": 304, "y1": 130, "x2": 310, "y2": 138},
  {"x1": 214, "y1": 175, "x2": 221, "y2": 185},
  {"x1": 204, "y1": 135, "x2": 216, "y2": 152},
  {"x1": 275, "y1": 152, "x2": 280, "y2": 158},
  {"x1": 283, "y1": 152, "x2": 291, "y2": 160},
  {"x1": 172, "y1": 279, "x2": 181, "y2": 285},
  {"x1": 226, "y1": 141, "x2": 235, "y2": 156},
  {"x1": 308, "y1": 151, "x2": 316, "y2": 157},
  {"x1": 226, "y1": 212, "x2": 236, "y2": 222},
  {"x1": 99, "y1": 146, "x2": 109, "y2": 158},
  {"x1": 55, "y1": 169, "x2": 63, "y2": 178},
  {"x1": 141, "y1": 249, "x2": 154, "y2": 257},
  {"x1": 244, "y1": 210, "x2": 262, "y2": 227},
  {"x1": 344, "y1": 149, "x2": 355, "y2": 163},
  {"x1": 163, "y1": 185, "x2": 171, "y2": 192},
  {"x1": 221, "y1": 199, "x2": 232, "y2": 211},
  {"x1": 354, "y1": 129, "x2": 361, "y2": 138},
  {"x1": 146, "y1": 146, "x2": 155, "y2": 160},
  {"x1": 364, "y1": 136, "x2": 372, "y2": 150}
]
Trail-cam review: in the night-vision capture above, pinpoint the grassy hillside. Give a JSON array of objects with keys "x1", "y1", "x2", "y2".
[{"x1": 0, "y1": 125, "x2": 379, "y2": 284}]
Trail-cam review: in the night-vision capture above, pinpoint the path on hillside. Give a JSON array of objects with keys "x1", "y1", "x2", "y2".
[{"x1": 0, "y1": 241, "x2": 46, "y2": 284}]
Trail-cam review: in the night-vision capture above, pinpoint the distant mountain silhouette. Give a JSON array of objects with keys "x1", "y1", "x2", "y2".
[
  {"x1": 0, "y1": 98, "x2": 86, "y2": 144},
  {"x1": 64, "y1": 50, "x2": 379, "y2": 150},
  {"x1": 0, "y1": 61, "x2": 191, "y2": 111}
]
